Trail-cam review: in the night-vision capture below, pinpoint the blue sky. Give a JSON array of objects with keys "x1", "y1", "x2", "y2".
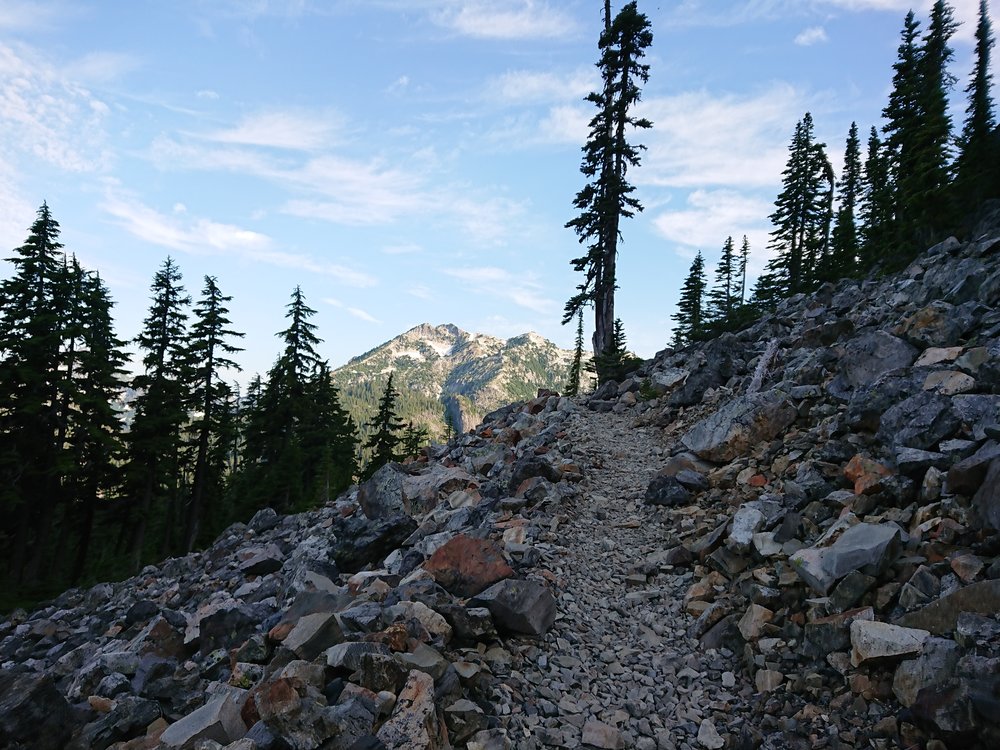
[{"x1": 1, "y1": 0, "x2": 996, "y2": 381}]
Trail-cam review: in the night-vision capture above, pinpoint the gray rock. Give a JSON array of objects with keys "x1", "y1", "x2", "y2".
[
  {"x1": 877, "y1": 391, "x2": 959, "y2": 451},
  {"x1": 790, "y1": 523, "x2": 901, "y2": 595},
  {"x1": 951, "y1": 394, "x2": 1000, "y2": 441},
  {"x1": 159, "y1": 689, "x2": 247, "y2": 749},
  {"x1": 680, "y1": 388, "x2": 797, "y2": 462},
  {"x1": 282, "y1": 612, "x2": 344, "y2": 661},
  {"x1": 376, "y1": 670, "x2": 440, "y2": 749},
  {"x1": 830, "y1": 331, "x2": 917, "y2": 395},
  {"x1": 892, "y1": 637, "x2": 960, "y2": 707},
  {"x1": 850, "y1": 620, "x2": 929, "y2": 666},
  {"x1": 643, "y1": 474, "x2": 691, "y2": 507},
  {"x1": 0, "y1": 672, "x2": 74, "y2": 750},
  {"x1": 357, "y1": 462, "x2": 408, "y2": 519},
  {"x1": 897, "y1": 580, "x2": 1000, "y2": 634},
  {"x1": 472, "y1": 579, "x2": 557, "y2": 636},
  {"x1": 727, "y1": 504, "x2": 765, "y2": 554},
  {"x1": 248, "y1": 508, "x2": 280, "y2": 533}
]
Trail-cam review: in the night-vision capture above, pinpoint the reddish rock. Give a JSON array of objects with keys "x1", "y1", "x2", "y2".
[
  {"x1": 844, "y1": 455, "x2": 892, "y2": 495},
  {"x1": 423, "y1": 534, "x2": 514, "y2": 597},
  {"x1": 748, "y1": 474, "x2": 768, "y2": 487}
]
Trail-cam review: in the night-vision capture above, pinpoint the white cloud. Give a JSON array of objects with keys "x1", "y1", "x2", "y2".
[
  {"x1": 408, "y1": 284, "x2": 433, "y2": 300},
  {"x1": 101, "y1": 187, "x2": 376, "y2": 287},
  {"x1": 433, "y1": 0, "x2": 579, "y2": 39},
  {"x1": 0, "y1": 43, "x2": 111, "y2": 173},
  {"x1": 795, "y1": 26, "x2": 829, "y2": 45},
  {"x1": 196, "y1": 89, "x2": 220, "y2": 100},
  {"x1": 538, "y1": 105, "x2": 590, "y2": 145},
  {"x1": 444, "y1": 266, "x2": 557, "y2": 314},
  {"x1": 323, "y1": 297, "x2": 381, "y2": 323},
  {"x1": 638, "y1": 84, "x2": 805, "y2": 189},
  {"x1": 68, "y1": 51, "x2": 141, "y2": 83},
  {"x1": 491, "y1": 68, "x2": 596, "y2": 104},
  {"x1": 0, "y1": 1, "x2": 64, "y2": 30},
  {"x1": 383, "y1": 243, "x2": 422, "y2": 255},
  {"x1": 198, "y1": 110, "x2": 340, "y2": 151}
]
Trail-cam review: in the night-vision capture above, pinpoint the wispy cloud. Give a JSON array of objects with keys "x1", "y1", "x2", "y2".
[
  {"x1": 638, "y1": 84, "x2": 805, "y2": 189},
  {"x1": 490, "y1": 68, "x2": 596, "y2": 104},
  {"x1": 445, "y1": 266, "x2": 557, "y2": 314},
  {"x1": 0, "y1": 1, "x2": 66, "y2": 31},
  {"x1": 101, "y1": 186, "x2": 377, "y2": 287},
  {"x1": 795, "y1": 26, "x2": 829, "y2": 45},
  {"x1": 196, "y1": 89, "x2": 220, "y2": 100},
  {"x1": 432, "y1": 0, "x2": 580, "y2": 39},
  {"x1": 383, "y1": 243, "x2": 422, "y2": 255},
  {"x1": 323, "y1": 297, "x2": 381, "y2": 323},
  {"x1": 198, "y1": 110, "x2": 341, "y2": 151},
  {"x1": 0, "y1": 42, "x2": 111, "y2": 173},
  {"x1": 408, "y1": 284, "x2": 433, "y2": 300},
  {"x1": 67, "y1": 51, "x2": 142, "y2": 83}
]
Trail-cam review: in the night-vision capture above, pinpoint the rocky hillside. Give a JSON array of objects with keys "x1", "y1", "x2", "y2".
[
  {"x1": 331, "y1": 324, "x2": 581, "y2": 437},
  {"x1": 1, "y1": 212, "x2": 999, "y2": 750}
]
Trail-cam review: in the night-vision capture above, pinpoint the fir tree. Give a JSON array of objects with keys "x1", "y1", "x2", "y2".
[
  {"x1": 859, "y1": 127, "x2": 895, "y2": 269},
  {"x1": 759, "y1": 113, "x2": 834, "y2": 300},
  {"x1": 672, "y1": 251, "x2": 707, "y2": 346},
  {"x1": 955, "y1": 0, "x2": 998, "y2": 209},
  {"x1": 566, "y1": 0, "x2": 653, "y2": 369},
  {"x1": 706, "y1": 236, "x2": 737, "y2": 328},
  {"x1": 400, "y1": 422, "x2": 430, "y2": 461},
  {"x1": 591, "y1": 318, "x2": 638, "y2": 383},
  {"x1": 362, "y1": 373, "x2": 406, "y2": 480},
  {"x1": 183, "y1": 276, "x2": 244, "y2": 551},
  {"x1": 737, "y1": 235, "x2": 750, "y2": 306},
  {"x1": 564, "y1": 310, "x2": 586, "y2": 397},
  {"x1": 301, "y1": 360, "x2": 357, "y2": 505},
  {"x1": 0, "y1": 203, "x2": 68, "y2": 584},
  {"x1": 826, "y1": 122, "x2": 863, "y2": 279},
  {"x1": 126, "y1": 257, "x2": 190, "y2": 569}
]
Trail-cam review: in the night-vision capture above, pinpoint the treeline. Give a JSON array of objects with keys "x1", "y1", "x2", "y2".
[
  {"x1": 0, "y1": 209, "x2": 421, "y2": 607},
  {"x1": 672, "y1": 0, "x2": 999, "y2": 345}
]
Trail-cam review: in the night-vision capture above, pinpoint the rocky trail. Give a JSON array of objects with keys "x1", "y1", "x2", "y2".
[{"x1": 3, "y1": 215, "x2": 1000, "y2": 750}]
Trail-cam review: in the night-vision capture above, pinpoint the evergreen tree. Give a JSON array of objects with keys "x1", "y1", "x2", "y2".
[
  {"x1": 826, "y1": 122, "x2": 863, "y2": 279},
  {"x1": 183, "y1": 276, "x2": 244, "y2": 551},
  {"x1": 66, "y1": 269, "x2": 127, "y2": 583},
  {"x1": 0, "y1": 203, "x2": 68, "y2": 584},
  {"x1": 564, "y1": 310, "x2": 586, "y2": 397},
  {"x1": 591, "y1": 318, "x2": 638, "y2": 383},
  {"x1": 301, "y1": 361, "x2": 357, "y2": 505},
  {"x1": 565, "y1": 0, "x2": 653, "y2": 370},
  {"x1": 706, "y1": 236, "x2": 737, "y2": 327},
  {"x1": 955, "y1": 0, "x2": 998, "y2": 209},
  {"x1": 400, "y1": 422, "x2": 430, "y2": 461},
  {"x1": 672, "y1": 251, "x2": 707, "y2": 346},
  {"x1": 759, "y1": 113, "x2": 834, "y2": 300},
  {"x1": 737, "y1": 235, "x2": 750, "y2": 306},
  {"x1": 362, "y1": 373, "x2": 406, "y2": 480},
  {"x1": 859, "y1": 127, "x2": 895, "y2": 269},
  {"x1": 244, "y1": 286, "x2": 323, "y2": 511},
  {"x1": 126, "y1": 257, "x2": 190, "y2": 569}
]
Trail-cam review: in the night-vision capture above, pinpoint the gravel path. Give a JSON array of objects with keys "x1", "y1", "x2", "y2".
[{"x1": 501, "y1": 406, "x2": 751, "y2": 750}]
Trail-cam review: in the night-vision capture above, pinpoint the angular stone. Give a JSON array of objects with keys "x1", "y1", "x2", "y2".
[
  {"x1": 754, "y1": 670, "x2": 784, "y2": 693},
  {"x1": 790, "y1": 523, "x2": 901, "y2": 595},
  {"x1": 254, "y1": 676, "x2": 341, "y2": 749},
  {"x1": 582, "y1": 719, "x2": 625, "y2": 750},
  {"x1": 727, "y1": 504, "x2": 765, "y2": 554},
  {"x1": 737, "y1": 604, "x2": 773, "y2": 641},
  {"x1": 404, "y1": 465, "x2": 479, "y2": 516},
  {"x1": 643, "y1": 474, "x2": 691, "y2": 507},
  {"x1": 914, "y1": 346, "x2": 964, "y2": 367},
  {"x1": 897, "y1": 580, "x2": 1000, "y2": 634},
  {"x1": 384, "y1": 600, "x2": 452, "y2": 644},
  {"x1": 948, "y1": 441, "x2": 1000, "y2": 495},
  {"x1": 248, "y1": 507, "x2": 279, "y2": 532},
  {"x1": 894, "y1": 447, "x2": 947, "y2": 476},
  {"x1": 830, "y1": 331, "x2": 917, "y2": 396},
  {"x1": 282, "y1": 612, "x2": 344, "y2": 661},
  {"x1": 333, "y1": 513, "x2": 419, "y2": 573},
  {"x1": 422, "y1": 534, "x2": 514, "y2": 597},
  {"x1": 923, "y1": 370, "x2": 976, "y2": 395},
  {"x1": 892, "y1": 637, "x2": 960, "y2": 707},
  {"x1": 443, "y1": 699, "x2": 488, "y2": 745},
  {"x1": 850, "y1": 620, "x2": 930, "y2": 667},
  {"x1": 396, "y1": 643, "x2": 450, "y2": 681},
  {"x1": 239, "y1": 544, "x2": 284, "y2": 576},
  {"x1": 804, "y1": 607, "x2": 874, "y2": 657},
  {"x1": 949, "y1": 553, "x2": 984, "y2": 583},
  {"x1": 472, "y1": 579, "x2": 557, "y2": 636},
  {"x1": 878, "y1": 391, "x2": 959, "y2": 451},
  {"x1": 159, "y1": 689, "x2": 247, "y2": 749},
  {"x1": 326, "y1": 641, "x2": 392, "y2": 672},
  {"x1": 376, "y1": 670, "x2": 440, "y2": 750},
  {"x1": 844, "y1": 454, "x2": 892, "y2": 495},
  {"x1": 897, "y1": 301, "x2": 967, "y2": 348},
  {"x1": 357, "y1": 462, "x2": 408, "y2": 519},
  {"x1": 951, "y1": 394, "x2": 1000, "y2": 440},
  {"x1": 680, "y1": 389, "x2": 797, "y2": 463},
  {"x1": 0, "y1": 672, "x2": 74, "y2": 750},
  {"x1": 972, "y1": 459, "x2": 1000, "y2": 530}
]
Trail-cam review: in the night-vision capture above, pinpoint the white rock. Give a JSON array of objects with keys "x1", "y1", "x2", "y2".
[{"x1": 850, "y1": 620, "x2": 930, "y2": 667}]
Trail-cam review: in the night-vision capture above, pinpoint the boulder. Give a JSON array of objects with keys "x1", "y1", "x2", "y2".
[
  {"x1": 897, "y1": 579, "x2": 1000, "y2": 634},
  {"x1": 948, "y1": 441, "x2": 1000, "y2": 495},
  {"x1": 790, "y1": 523, "x2": 901, "y2": 595},
  {"x1": 950, "y1": 394, "x2": 1000, "y2": 440},
  {"x1": 877, "y1": 391, "x2": 959, "y2": 451},
  {"x1": 159, "y1": 688, "x2": 248, "y2": 749},
  {"x1": 422, "y1": 534, "x2": 514, "y2": 597},
  {"x1": 892, "y1": 637, "x2": 961, "y2": 707},
  {"x1": 376, "y1": 670, "x2": 440, "y2": 750},
  {"x1": 680, "y1": 389, "x2": 797, "y2": 463},
  {"x1": 972, "y1": 459, "x2": 1000, "y2": 529},
  {"x1": 357, "y1": 462, "x2": 408, "y2": 519},
  {"x1": 850, "y1": 620, "x2": 929, "y2": 666},
  {"x1": 643, "y1": 474, "x2": 691, "y2": 506},
  {"x1": 403, "y1": 465, "x2": 479, "y2": 516},
  {"x1": 0, "y1": 672, "x2": 74, "y2": 750},
  {"x1": 830, "y1": 331, "x2": 917, "y2": 394},
  {"x1": 281, "y1": 611, "x2": 344, "y2": 661},
  {"x1": 472, "y1": 579, "x2": 557, "y2": 636},
  {"x1": 333, "y1": 513, "x2": 419, "y2": 573},
  {"x1": 582, "y1": 719, "x2": 625, "y2": 749}
]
